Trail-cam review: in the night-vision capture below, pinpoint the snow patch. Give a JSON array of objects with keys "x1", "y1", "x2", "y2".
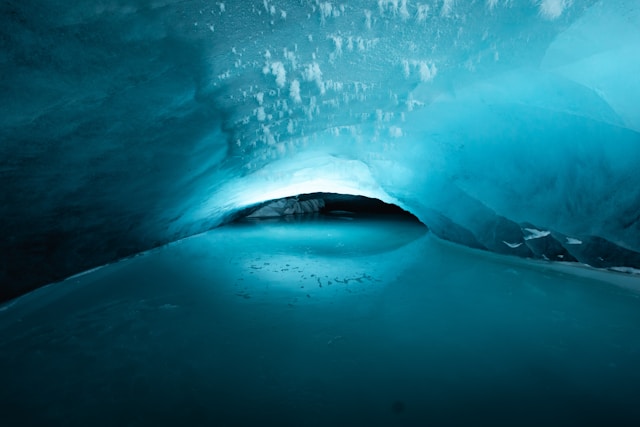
[
  {"x1": 302, "y1": 62, "x2": 325, "y2": 94},
  {"x1": 402, "y1": 60, "x2": 437, "y2": 82},
  {"x1": 290, "y1": 79, "x2": 302, "y2": 103},
  {"x1": 364, "y1": 9, "x2": 372, "y2": 30},
  {"x1": 270, "y1": 61, "x2": 286, "y2": 88},
  {"x1": 329, "y1": 35, "x2": 343, "y2": 61},
  {"x1": 377, "y1": 0, "x2": 409, "y2": 18},
  {"x1": 418, "y1": 61, "x2": 437, "y2": 82},
  {"x1": 538, "y1": 0, "x2": 571, "y2": 20},
  {"x1": 441, "y1": 0, "x2": 455, "y2": 17},
  {"x1": 566, "y1": 237, "x2": 582, "y2": 245},
  {"x1": 503, "y1": 241, "x2": 523, "y2": 249},
  {"x1": 284, "y1": 49, "x2": 297, "y2": 69},
  {"x1": 402, "y1": 60, "x2": 410, "y2": 78},
  {"x1": 399, "y1": 0, "x2": 410, "y2": 20},
  {"x1": 389, "y1": 126, "x2": 403, "y2": 138},
  {"x1": 609, "y1": 267, "x2": 640, "y2": 275},
  {"x1": 319, "y1": 2, "x2": 333, "y2": 22},
  {"x1": 415, "y1": 4, "x2": 429, "y2": 22},
  {"x1": 523, "y1": 228, "x2": 551, "y2": 240}
]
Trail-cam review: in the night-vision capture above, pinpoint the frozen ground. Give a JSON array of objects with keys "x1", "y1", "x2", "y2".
[{"x1": 1, "y1": 213, "x2": 640, "y2": 426}]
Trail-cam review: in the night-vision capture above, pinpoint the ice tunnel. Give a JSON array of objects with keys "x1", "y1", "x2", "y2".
[{"x1": 2, "y1": 1, "x2": 640, "y2": 426}]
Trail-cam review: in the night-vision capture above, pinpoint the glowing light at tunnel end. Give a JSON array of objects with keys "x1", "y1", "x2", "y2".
[{"x1": 194, "y1": 154, "x2": 402, "y2": 221}]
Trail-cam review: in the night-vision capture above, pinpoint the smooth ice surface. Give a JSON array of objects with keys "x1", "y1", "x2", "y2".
[
  {"x1": 2, "y1": 0, "x2": 640, "y2": 299},
  {"x1": 2, "y1": 216, "x2": 640, "y2": 426}
]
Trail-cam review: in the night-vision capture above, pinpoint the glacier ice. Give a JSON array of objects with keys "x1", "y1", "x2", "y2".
[
  {"x1": 1, "y1": 0, "x2": 640, "y2": 299},
  {"x1": 2, "y1": 1, "x2": 640, "y2": 424}
]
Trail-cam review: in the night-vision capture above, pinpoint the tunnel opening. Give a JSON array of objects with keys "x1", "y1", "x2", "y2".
[
  {"x1": 231, "y1": 192, "x2": 426, "y2": 225},
  {"x1": 221, "y1": 192, "x2": 428, "y2": 257}
]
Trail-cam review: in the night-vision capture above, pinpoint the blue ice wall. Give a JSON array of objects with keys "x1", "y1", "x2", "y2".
[{"x1": 1, "y1": 0, "x2": 639, "y2": 300}]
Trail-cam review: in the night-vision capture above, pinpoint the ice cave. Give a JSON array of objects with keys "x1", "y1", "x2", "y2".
[{"x1": 1, "y1": 0, "x2": 640, "y2": 425}]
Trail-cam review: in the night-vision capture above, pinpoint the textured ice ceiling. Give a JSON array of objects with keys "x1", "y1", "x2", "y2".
[{"x1": 1, "y1": 0, "x2": 639, "y2": 301}]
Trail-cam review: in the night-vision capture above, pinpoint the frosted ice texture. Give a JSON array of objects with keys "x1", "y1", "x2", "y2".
[{"x1": 1, "y1": 0, "x2": 639, "y2": 299}]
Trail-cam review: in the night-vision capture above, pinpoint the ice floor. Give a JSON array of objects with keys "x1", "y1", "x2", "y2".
[{"x1": 1, "y1": 213, "x2": 640, "y2": 426}]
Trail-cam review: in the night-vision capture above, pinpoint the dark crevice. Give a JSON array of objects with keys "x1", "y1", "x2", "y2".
[{"x1": 229, "y1": 192, "x2": 426, "y2": 226}]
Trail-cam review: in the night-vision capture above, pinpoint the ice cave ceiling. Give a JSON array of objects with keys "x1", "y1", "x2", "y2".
[{"x1": 1, "y1": 0, "x2": 639, "y2": 301}]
